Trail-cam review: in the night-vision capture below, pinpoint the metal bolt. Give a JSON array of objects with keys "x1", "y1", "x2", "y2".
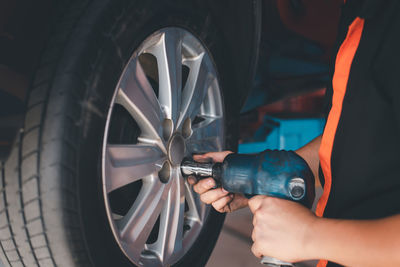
[
  {"x1": 288, "y1": 177, "x2": 305, "y2": 200},
  {"x1": 158, "y1": 161, "x2": 171, "y2": 183},
  {"x1": 162, "y1": 119, "x2": 173, "y2": 140},
  {"x1": 182, "y1": 117, "x2": 192, "y2": 139}
]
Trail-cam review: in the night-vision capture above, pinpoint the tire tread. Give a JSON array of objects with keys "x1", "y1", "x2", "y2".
[{"x1": 0, "y1": 1, "x2": 92, "y2": 266}]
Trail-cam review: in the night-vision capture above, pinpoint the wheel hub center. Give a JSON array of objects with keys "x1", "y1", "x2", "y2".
[{"x1": 168, "y1": 134, "x2": 186, "y2": 165}]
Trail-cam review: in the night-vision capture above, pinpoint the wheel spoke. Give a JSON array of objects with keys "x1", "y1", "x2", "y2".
[
  {"x1": 116, "y1": 178, "x2": 168, "y2": 261},
  {"x1": 182, "y1": 181, "x2": 210, "y2": 249},
  {"x1": 148, "y1": 169, "x2": 185, "y2": 264},
  {"x1": 137, "y1": 255, "x2": 163, "y2": 267},
  {"x1": 105, "y1": 144, "x2": 165, "y2": 193},
  {"x1": 148, "y1": 29, "x2": 182, "y2": 123},
  {"x1": 115, "y1": 59, "x2": 163, "y2": 141},
  {"x1": 177, "y1": 54, "x2": 212, "y2": 128},
  {"x1": 184, "y1": 181, "x2": 203, "y2": 223},
  {"x1": 186, "y1": 116, "x2": 224, "y2": 154}
]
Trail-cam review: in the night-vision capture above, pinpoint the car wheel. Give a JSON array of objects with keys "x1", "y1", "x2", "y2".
[
  {"x1": 103, "y1": 27, "x2": 226, "y2": 266},
  {"x1": 0, "y1": 1, "x2": 237, "y2": 266}
]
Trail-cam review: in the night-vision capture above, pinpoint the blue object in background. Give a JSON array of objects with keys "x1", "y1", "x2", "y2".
[{"x1": 239, "y1": 117, "x2": 326, "y2": 153}]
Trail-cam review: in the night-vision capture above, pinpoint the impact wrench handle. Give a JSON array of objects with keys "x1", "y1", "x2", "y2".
[{"x1": 180, "y1": 151, "x2": 315, "y2": 267}]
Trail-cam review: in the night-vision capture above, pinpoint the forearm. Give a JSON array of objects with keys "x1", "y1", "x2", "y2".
[
  {"x1": 295, "y1": 135, "x2": 321, "y2": 185},
  {"x1": 307, "y1": 215, "x2": 400, "y2": 266}
]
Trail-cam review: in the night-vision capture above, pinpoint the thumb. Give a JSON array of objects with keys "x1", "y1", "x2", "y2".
[
  {"x1": 192, "y1": 154, "x2": 212, "y2": 163},
  {"x1": 206, "y1": 151, "x2": 233, "y2": 162},
  {"x1": 248, "y1": 195, "x2": 268, "y2": 213}
]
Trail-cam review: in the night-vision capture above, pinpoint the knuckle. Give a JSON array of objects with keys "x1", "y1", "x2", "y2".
[
  {"x1": 223, "y1": 206, "x2": 230, "y2": 213},
  {"x1": 251, "y1": 243, "x2": 258, "y2": 255},
  {"x1": 200, "y1": 194, "x2": 211, "y2": 204},
  {"x1": 212, "y1": 202, "x2": 221, "y2": 211},
  {"x1": 215, "y1": 207, "x2": 225, "y2": 213},
  {"x1": 207, "y1": 178, "x2": 216, "y2": 188},
  {"x1": 197, "y1": 180, "x2": 213, "y2": 193},
  {"x1": 198, "y1": 179, "x2": 212, "y2": 189},
  {"x1": 218, "y1": 189, "x2": 229, "y2": 199},
  {"x1": 255, "y1": 210, "x2": 263, "y2": 221},
  {"x1": 213, "y1": 197, "x2": 229, "y2": 211},
  {"x1": 212, "y1": 201, "x2": 226, "y2": 213},
  {"x1": 251, "y1": 231, "x2": 256, "y2": 241},
  {"x1": 197, "y1": 179, "x2": 208, "y2": 189},
  {"x1": 248, "y1": 198, "x2": 256, "y2": 207},
  {"x1": 260, "y1": 201, "x2": 269, "y2": 209},
  {"x1": 193, "y1": 185, "x2": 200, "y2": 193},
  {"x1": 187, "y1": 176, "x2": 196, "y2": 185}
]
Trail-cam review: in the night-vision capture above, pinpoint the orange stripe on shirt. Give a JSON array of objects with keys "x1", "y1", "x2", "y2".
[{"x1": 316, "y1": 17, "x2": 365, "y2": 267}]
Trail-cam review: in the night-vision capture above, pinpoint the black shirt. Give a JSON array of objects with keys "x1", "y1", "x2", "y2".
[{"x1": 318, "y1": 0, "x2": 400, "y2": 266}]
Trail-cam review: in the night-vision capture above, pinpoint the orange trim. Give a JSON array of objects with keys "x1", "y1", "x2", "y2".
[
  {"x1": 316, "y1": 17, "x2": 364, "y2": 267},
  {"x1": 317, "y1": 259, "x2": 329, "y2": 267}
]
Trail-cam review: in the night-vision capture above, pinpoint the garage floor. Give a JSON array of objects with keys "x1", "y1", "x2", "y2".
[{"x1": 207, "y1": 208, "x2": 267, "y2": 267}]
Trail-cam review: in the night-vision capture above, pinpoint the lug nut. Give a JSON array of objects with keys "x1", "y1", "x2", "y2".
[
  {"x1": 162, "y1": 119, "x2": 173, "y2": 140},
  {"x1": 158, "y1": 161, "x2": 171, "y2": 183},
  {"x1": 182, "y1": 117, "x2": 192, "y2": 138}
]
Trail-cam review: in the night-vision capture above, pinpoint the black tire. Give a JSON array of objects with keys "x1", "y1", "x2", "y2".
[{"x1": 0, "y1": 1, "x2": 239, "y2": 266}]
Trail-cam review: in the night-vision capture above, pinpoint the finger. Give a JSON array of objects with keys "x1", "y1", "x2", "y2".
[
  {"x1": 187, "y1": 176, "x2": 197, "y2": 185},
  {"x1": 251, "y1": 229, "x2": 257, "y2": 242},
  {"x1": 228, "y1": 194, "x2": 248, "y2": 211},
  {"x1": 200, "y1": 187, "x2": 229, "y2": 205},
  {"x1": 192, "y1": 152, "x2": 215, "y2": 160},
  {"x1": 251, "y1": 242, "x2": 263, "y2": 258},
  {"x1": 203, "y1": 151, "x2": 232, "y2": 162},
  {"x1": 212, "y1": 194, "x2": 234, "y2": 212},
  {"x1": 192, "y1": 153, "x2": 208, "y2": 159},
  {"x1": 192, "y1": 154, "x2": 213, "y2": 163},
  {"x1": 252, "y1": 212, "x2": 257, "y2": 227},
  {"x1": 194, "y1": 151, "x2": 233, "y2": 163},
  {"x1": 193, "y1": 178, "x2": 216, "y2": 194},
  {"x1": 248, "y1": 195, "x2": 268, "y2": 213}
]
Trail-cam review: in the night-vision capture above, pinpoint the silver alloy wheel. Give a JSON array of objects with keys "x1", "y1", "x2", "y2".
[{"x1": 102, "y1": 28, "x2": 225, "y2": 266}]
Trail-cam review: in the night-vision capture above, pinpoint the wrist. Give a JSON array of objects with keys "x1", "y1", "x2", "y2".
[{"x1": 303, "y1": 216, "x2": 327, "y2": 260}]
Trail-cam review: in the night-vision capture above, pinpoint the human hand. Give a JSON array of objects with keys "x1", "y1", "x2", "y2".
[
  {"x1": 248, "y1": 195, "x2": 317, "y2": 263},
  {"x1": 187, "y1": 151, "x2": 249, "y2": 213}
]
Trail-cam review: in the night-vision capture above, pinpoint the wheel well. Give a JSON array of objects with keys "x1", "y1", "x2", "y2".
[{"x1": 0, "y1": 0, "x2": 261, "y2": 160}]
